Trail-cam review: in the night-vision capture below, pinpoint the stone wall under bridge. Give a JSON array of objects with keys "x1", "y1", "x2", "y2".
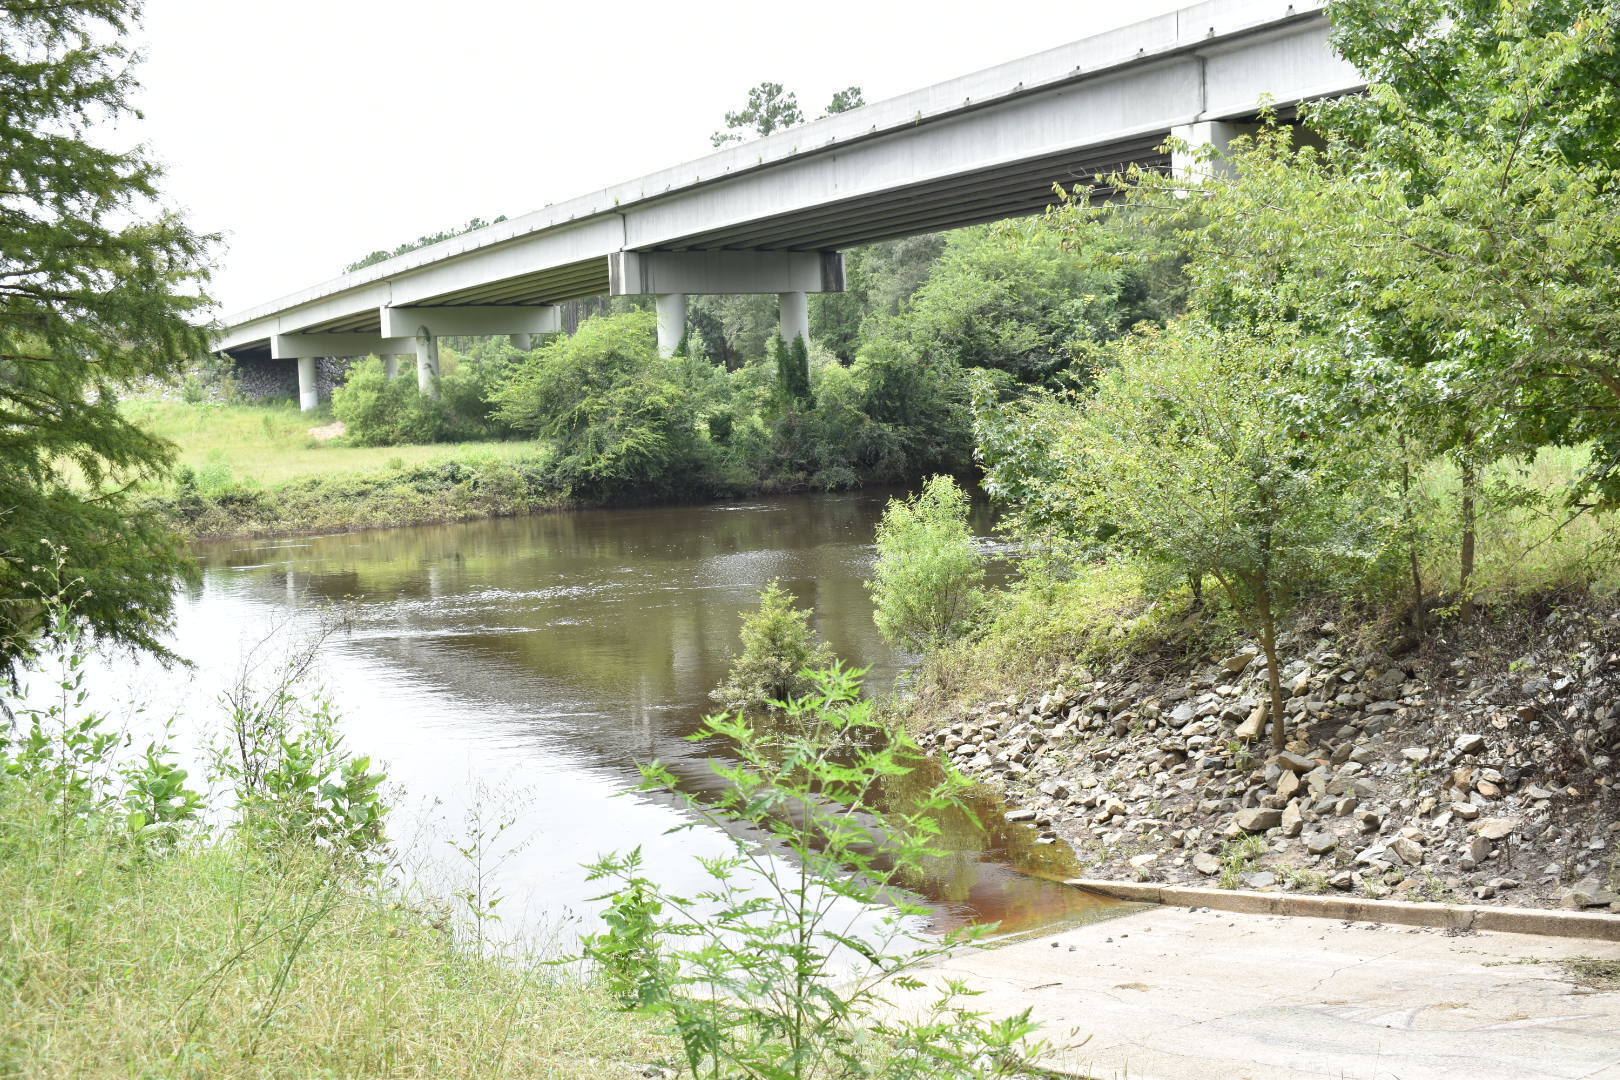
[{"x1": 232, "y1": 355, "x2": 356, "y2": 404}]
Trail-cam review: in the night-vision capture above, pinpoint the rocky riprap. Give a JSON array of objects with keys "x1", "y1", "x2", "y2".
[{"x1": 916, "y1": 602, "x2": 1620, "y2": 913}]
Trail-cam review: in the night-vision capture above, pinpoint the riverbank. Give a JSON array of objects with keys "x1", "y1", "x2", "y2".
[{"x1": 911, "y1": 592, "x2": 1620, "y2": 917}]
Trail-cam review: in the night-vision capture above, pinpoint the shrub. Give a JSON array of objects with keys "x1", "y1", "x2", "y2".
[
  {"x1": 868, "y1": 475, "x2": 987, "y2": 652},
  {"x1": 710, "y1": 580, "x2": 836, "y2": 713},
  {"x1": 491, "y1": 312, "x2": 717, "y2": 499},
  {"x1": 584, "y1": 665, "x2": 1047, "y2": 1079}
]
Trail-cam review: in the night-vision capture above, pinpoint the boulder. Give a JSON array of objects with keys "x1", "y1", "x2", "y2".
[
  {"x1": 1192, "y1": 852, "x2": 1222, "y2": 875},
  {"x1": 1280, "y1": 800, "x2": 1304, "y2": 838},
  {"x1": 1235, "y1": 701, "x2": 1268, "y2": 741},
  {"x1": 1275, "y1": 770, "x2": 1302, "y2": 801},
  {"x1": 1454, "y1": 733, "x2": 1487, "y2": 755},
  {"x1": 1304, "y1": 831, "x2": 1338, "y2": 856},
  {"x1": 1389, "y1": 836, "x2": 1425, "y2": 866},
  {"x1": 1475, "y1": 817, "x2": 1518, "y2": 841},
  {"x1": 1235, "y1": 807, "x2": 1283, "y2": 834},
  {"x1": 1561, "y1": 877, "x2": 1620, "y2": 909},
  {"x1": 1275, "y1": 750, "x2": 1316, "y2": 773}
]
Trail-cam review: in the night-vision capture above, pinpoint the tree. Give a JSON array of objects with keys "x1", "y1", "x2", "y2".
[
  {"x1": 1, "y1": 0, "x2": 214, "y2": 675},
  {"x1": 712, "y1": 81, "x2": 804, "y2": 146},
  {"x1": 489, "y1": 311, "x2": 718, "y2": 498},
  {"x1": 710, "y1": 581, "x2": 835, "y2": 714},
  {"x1": 1061, "y1": 321, "x2": 1398, "y2": 749},
  {"x1": 824, "y1": 85, "x2": 865, "y2": 114},
  {"x1": 882, "y1": 221, "x2": 1160, "y2": 387},
  {"x1": 344, "y1": 215, "x2": 508, "y2": 273},
  {"x1": 868, "y1": 476, "x2": 986, "y2": 652},
  {"x1": 711, "y1": 82, "x2": 866, "y2": 147}
]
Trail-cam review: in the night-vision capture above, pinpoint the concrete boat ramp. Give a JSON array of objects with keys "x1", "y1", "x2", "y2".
[{"x1": 917, "y1": 904, "x2": 1620, "y2": 1079}]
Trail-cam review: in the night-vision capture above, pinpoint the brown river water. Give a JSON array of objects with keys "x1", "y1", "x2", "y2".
[{"x1": 50, "y1": 491, "x2": 1116, "y2": 941}]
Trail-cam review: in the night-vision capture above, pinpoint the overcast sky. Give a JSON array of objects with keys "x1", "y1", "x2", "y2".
[{"x1": 127, "y1": 0, "x2": 1189, "y2": 315}]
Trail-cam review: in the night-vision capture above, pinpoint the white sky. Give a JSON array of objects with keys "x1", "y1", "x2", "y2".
[{"x1": 128, "y1": 0, "x2": 1189, "y2": 315}]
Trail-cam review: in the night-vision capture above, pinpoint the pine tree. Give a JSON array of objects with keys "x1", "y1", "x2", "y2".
[{"x1": 1, "y1": 0, "x2": 215, "y2": 673}]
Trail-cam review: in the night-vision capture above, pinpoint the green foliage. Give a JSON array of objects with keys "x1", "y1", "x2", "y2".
[
  {"x1": 868, "y1": 476, "x2": 987, "y2": 652},
  {"x1": 582, "y1": 862, "x2": 673, "y2": 1009},
  {"x1": 1021, "y1": 320, "x2": 1400, "y2": 746},
  {"x1": 583, "y1": 665, "x2": 1047, "y2": 1079},
  {"x1": 710, "y1": 581, "x2": 835, "y2": 714},
  {"x1": 0, "y1": 596, "x2": 664, "y2": 1078},
  {"x1": 333, "y1": 346, "x2": 517, "y2": 447},
  {"x1": 120, "y1": 742, "x2": 204, "y2": 850},
  {"x1": 0, "y1": 0, "x2": 213, "y2": 675},
  {"x1": 712, "y1": 81, "x2": 805, "y2": 146},
  {"x1": 344, "y1": 214, "x2": 508, "y2": 273},
  {"x1": 772, "y1": 333, "x2": 815, "y2": 409},
  {"x1": 492, "y1": 312, "x2": 717, "y2": 499},
  {"x1": 879, "y1": 221, "x2": 1156, "y2": 387}
]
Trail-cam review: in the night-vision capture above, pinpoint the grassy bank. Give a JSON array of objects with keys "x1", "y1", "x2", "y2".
[
  {"x1": 124, "y1": 399, "x2": 569, "y2": 539},
  {"x1": 0, "y1": 609, "x2": 668, "y2": 1079},
  {"x1": 125, "y1": 398, "x2": 537, "y2": 486},
  {"x1": 0, "y1": 798, "x2": 661, "y2": 1079}
]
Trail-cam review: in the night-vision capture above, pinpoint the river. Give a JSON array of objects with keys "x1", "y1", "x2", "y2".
[{"x1": 45, "y1": 491, "x2": 1114, "y2": 943}]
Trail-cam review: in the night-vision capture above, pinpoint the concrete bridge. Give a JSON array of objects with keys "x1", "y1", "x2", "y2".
[{"x1": 214, "y1": 0, "x2": 1362, "y2": 411}]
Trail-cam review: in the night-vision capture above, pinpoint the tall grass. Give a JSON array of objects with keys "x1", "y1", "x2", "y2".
[
  {"x1": 0, "y1": 792, "x2": 659, "y2": 1079},
  {"x1": 0, "y1": 588, "x2": 665, "y2": 1078},
  {"x1": 122, "y1": 398, "x2": 536, "y2": 488}
]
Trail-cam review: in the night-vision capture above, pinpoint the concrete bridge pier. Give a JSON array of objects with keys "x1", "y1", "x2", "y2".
[
  {"x1": 296, "y1": 356, "x2": 319, "y2": 412},
  {"x1": 655, "y1": 293, "x2": 687, "y2": 357},
  {"x1": 778, "y1": 291, "x2": 809, "y2": 349},
  {"x1": 1169, "y1": 120, "x2": 1254, "y2": 182},
  {"x1": 509, "y1": 333, "x2": 532, "y2": 350},
  {"x1": 383, "y1": 354, "x2": 400, "y2": 380},
  {"x1": 414, "y1": 328, "x2": 440, "y2": 398}
]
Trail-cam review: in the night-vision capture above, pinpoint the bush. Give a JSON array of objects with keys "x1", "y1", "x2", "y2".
[
  {"x1": 710, "y1": 580, "x2": 836, "y2": 713},
  {"x1": 868, "y1": 475, "x2": 987, "y2": 652},
  {"x1": 333, "y1": 351, "x2": 516, "y2": 447},
  {"x1": 584, "y1": 665, "x2": 1047, "y2": 1080},
  {"x1": 491, "y1": 312, "x2": 719, "y2": 499}
]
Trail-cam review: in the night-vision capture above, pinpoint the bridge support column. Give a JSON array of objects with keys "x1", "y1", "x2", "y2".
[
  {"x1": 509, "y1": 333, "x2": 532, "y2": 350},
  {"x1": 383, "y1": 354, "x2": 400, "y2": 380},
  {"x1": 1169, "y1": 120, "x2": 1252, "y2": 183},
  {"x1": 655, "y1": 293, "x2": 687, "y2": 357},
  {"x1": 778, "y1": 291, "x2": 809, "y2": 349},
  {"x1": 415, "y1": 328, "x2": 440, "y2": 398},
  {"x1": 297, "y1": 356, "x2": 319, "y2": 412}
]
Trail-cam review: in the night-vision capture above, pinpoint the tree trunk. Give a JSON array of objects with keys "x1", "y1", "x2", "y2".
[
  {"x1": 1256, "y1": 581, "x2": 1286, "y2": 753},
  {"x1": 1459, "y1": 439, "x2": 1478, "y2": 622},
  {"x1": 1401, "y1": 442, "x2": 1426, "y2": 634}
]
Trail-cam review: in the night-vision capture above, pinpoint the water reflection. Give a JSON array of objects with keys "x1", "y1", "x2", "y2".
[{"x1": 139, "y1": 493, "x2": 1112, "y2": 935}]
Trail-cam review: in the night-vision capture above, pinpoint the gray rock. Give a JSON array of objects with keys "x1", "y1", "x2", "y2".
[
  {"x1": 1562, "y1": 877, "x2": 1620, "y2": 909},
  {"x1": 1005, "y1": 809, "x2": 1037, "y2": 823},
  {"x1": 1275, "y1": 770, "x2": 1302, "y2": 801},
  {"x1": 1390, "y1": 836, "x2": 1425, "y2": 866},
  {"x1": 1275, "y1": 750, "x2": 1316, "y2": 773},
  {"x1": 1400, "y1": 747, "x2": 1431, "y2": 764},
  {"x1": 1192, "y1": 852, "x2": 1222, "y2": 875},
  {"x1": 1476, "y1": 817, "x2": 1518, "y2": 841},
  {"x1": 1304, "y1": 831, "x2": 1337, "y2": 855},
  {"x1": 1235, "y1": 807, "x2": 1283, "y2": 833},
  {"x1": 1454, "y1": 733, "x2": 1486, "y2": 755},
  {"x1": 1222, "y1": 651, "x2": 1257, "y2": 674},
  {"x1": 1467, "y1": 836, "x2": 1493, "y2": 865},
  {"x1": 1280, "y1": 800, "x2": 1304, "y2": 838},
  {"x1": 1244, "y1": 871, "x2": 1278, "y2": 889}
]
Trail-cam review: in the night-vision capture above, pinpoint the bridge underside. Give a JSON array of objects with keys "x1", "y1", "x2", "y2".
[{"x1": 225, "y1": 134, "x2": 1168, "y2": 355}]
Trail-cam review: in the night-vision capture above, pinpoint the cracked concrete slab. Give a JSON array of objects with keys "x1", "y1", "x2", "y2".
[{"x1": 905, "y1": 905, "x2": 1620, "y2": 1079}]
